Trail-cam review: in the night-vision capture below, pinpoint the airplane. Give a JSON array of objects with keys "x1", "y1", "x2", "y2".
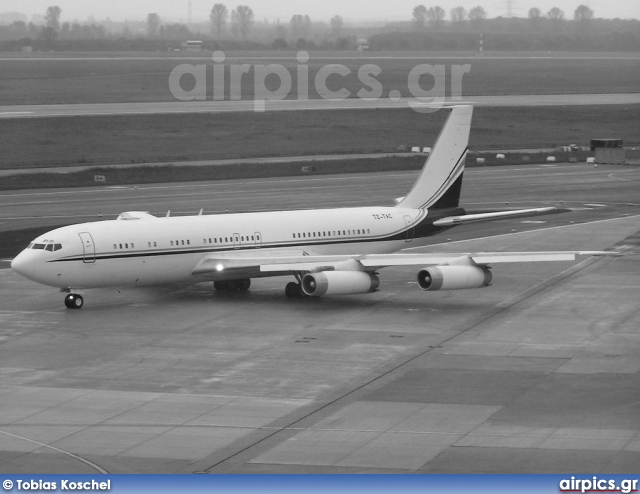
[{"x1": 11, "y1": 105, "x2": 611, "y2": 309}]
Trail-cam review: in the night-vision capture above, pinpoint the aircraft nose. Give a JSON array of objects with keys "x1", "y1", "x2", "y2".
[{"x1": 11, "y1": 250, "x2": 35, "y2": 279}]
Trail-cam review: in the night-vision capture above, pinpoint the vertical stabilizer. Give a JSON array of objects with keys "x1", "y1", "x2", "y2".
[{"x1": 395, "y1": 105, "x2": 472, "y2": 210}]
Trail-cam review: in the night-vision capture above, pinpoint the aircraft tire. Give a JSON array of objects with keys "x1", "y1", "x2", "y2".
[
  {"x1": 64, "y1": 294, "x2": 84, "y2": 309},
  {"x1": 285, "y1": 282, "x2": 301, "y2": 298},
  {"x1": 237, "y1": 279, "x2": 251, "y2": 291}
]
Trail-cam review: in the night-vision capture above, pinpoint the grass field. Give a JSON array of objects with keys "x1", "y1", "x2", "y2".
[
  {"x1": 1, "y1": 105, "x2": 638, "y2": 171},
  {"x1": 1, "y1": 52, "x2": 639, "y2": 105},
  {"x1": 1, "y1": 51, "x2": 637, "y2": 191}
]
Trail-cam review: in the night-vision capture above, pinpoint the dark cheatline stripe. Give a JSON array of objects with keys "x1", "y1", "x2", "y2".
[
  {"x1": 47, "y1": 208, "x2": 462, "y2": 264},
  {"x1": 420, "y1": 147, "x2": 468, "y2": 209}
]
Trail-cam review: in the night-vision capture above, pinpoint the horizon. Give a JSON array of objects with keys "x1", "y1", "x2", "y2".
[{"x1": 1, "y1": 0, "x2": 639, "y2": 24}]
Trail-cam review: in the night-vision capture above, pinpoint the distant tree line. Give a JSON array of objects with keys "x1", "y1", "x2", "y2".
[{"x1": 0, "y1": 3, "x2": 638, "y2": 52}]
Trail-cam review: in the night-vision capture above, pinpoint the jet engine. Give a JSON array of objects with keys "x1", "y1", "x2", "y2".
[
  {"x1": 417, "y1": 265, "x2": 492, "y2": 291},
  {"x1": 301, "y1": 271, "x2": 380, "y2": 297}
]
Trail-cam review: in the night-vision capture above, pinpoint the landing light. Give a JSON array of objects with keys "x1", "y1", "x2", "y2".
[{"x1": 216, "y1": 264, "x2": 224, "y2": 271}]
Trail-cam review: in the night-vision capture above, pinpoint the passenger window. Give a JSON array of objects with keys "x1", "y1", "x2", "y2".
[
  {"x1": 187, "y1": 240, "x2": 190, "y2": 245},
  {"x1": 114, "y1": 244, "x2": 117, "y2": 249},
  {"x1": 170, "y1": 241, "x2": 173, "y2": 246},
  {"x1": 119, "y1": 244, "x2": 123, "y2": 249}
]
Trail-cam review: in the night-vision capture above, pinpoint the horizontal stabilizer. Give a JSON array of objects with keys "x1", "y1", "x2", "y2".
[{"x1": 433, "y1": 207, "x2": 559, "y2": 226}]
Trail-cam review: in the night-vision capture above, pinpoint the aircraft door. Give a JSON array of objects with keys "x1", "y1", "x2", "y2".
[
  {"x1": 403, "y1": 216, "x2": 414, "y2": 242},
  {"x1": 255, "y1": 232, "x2": 262, "y2": 248},
  {"x1": 78, "y1": 232, "x2": 96, "y2": 263}
]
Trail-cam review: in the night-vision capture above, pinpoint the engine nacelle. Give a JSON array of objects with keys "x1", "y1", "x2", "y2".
[
  {"x1": 302, "y1": 271, "x2": 380, "y2": 297},
  {"x1": 417, "y1": 265, "x2": 492, "y2": 291}
]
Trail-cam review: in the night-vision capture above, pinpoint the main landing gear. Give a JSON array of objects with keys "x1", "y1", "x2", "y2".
[
  {"x1": 64, "y1": 293, "x2": 84, "y2": 309},
  {"x1": 214, "y1": 279, "x2": 251, "y2": 292},
  {"x1": 285, "y1": 282, "x2": 309, "y2": 298}
]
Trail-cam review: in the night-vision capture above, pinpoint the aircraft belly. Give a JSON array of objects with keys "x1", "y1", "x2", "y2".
[{"x1": 45, "y1": 255, "x2": 200, "y2": 289}]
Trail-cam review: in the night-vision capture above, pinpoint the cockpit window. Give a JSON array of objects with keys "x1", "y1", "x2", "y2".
[{"x1": 31, "y1": 241, "x2": 62, "y2": 252}]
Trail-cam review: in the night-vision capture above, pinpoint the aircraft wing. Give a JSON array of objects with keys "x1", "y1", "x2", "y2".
[
  {"x1": 191, "y1": 251, "x2": 354, "y2": 275},
  {"x1": 191, "y1": 250, "x2": 616, "y2": 276},
  {"x1": 356, "y1": 251, "x2": 616, "y2": 269}
]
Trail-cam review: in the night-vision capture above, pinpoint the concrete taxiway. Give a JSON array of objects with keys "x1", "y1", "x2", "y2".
[
  {"x1": 0, "y1": 164, "x2": 639, "y2": 473},
  {"x1": 1, "y1": 93, "x2": 640, "y2": 119}
]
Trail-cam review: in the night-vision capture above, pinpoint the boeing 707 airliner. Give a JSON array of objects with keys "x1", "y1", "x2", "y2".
[{"x1": 11, "y1": 106, "x2": 608, "y2": 308}]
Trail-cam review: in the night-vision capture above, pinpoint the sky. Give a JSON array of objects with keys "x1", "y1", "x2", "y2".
[{"x1": 3, "y1": 0, "x2": 639, "y2": 23}]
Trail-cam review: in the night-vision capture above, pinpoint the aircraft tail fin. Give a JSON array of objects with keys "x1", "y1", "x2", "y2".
[{"x1": 395, "y1": 105, "x2": 472, "y2": 210}]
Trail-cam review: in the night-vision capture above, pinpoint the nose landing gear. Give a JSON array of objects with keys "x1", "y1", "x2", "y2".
[{"x1": 64, "y1": 293, "x2": 84, "y2": 309}]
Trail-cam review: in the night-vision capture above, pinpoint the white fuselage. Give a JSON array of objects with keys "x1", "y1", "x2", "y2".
[{"x1": 12, "y1": 206, "x2": 429, "y2": 290}]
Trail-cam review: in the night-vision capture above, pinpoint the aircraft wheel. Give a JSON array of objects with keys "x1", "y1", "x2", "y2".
[
  {"x1": 213, "y1": 281, "x2": 226, "y2": 291},
  {"x1": 237, "y1": 279, "x2": 251, "y2": 291},
  {"x1": 285, "y1": 282, "x2": 302, "y2": 298},
  {"x1": 64, "y1": 293, "x2": 84, "y2": 309}
]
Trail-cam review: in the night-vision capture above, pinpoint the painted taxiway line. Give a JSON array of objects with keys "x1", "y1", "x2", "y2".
[
  {"x1": 0, "y1": 430, "x2": 108, "y2": 474},
  {"x1": 1, "y1": 93, "x2": 639, "y2": 119},
  {"x1": 407, "y1": 214, "x2": 640, "y2": 250}
]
